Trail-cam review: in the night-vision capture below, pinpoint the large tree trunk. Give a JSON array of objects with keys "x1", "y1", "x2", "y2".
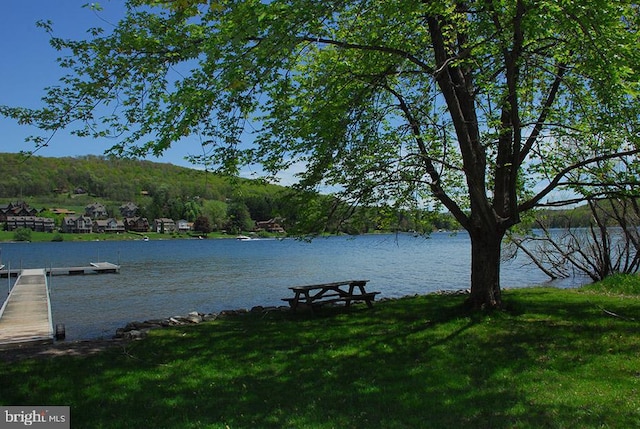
[{"x1": 467, "y1": 226, "x2": 505, "y2": 310}]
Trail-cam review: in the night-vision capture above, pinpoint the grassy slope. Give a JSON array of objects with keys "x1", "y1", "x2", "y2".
[{"x1": 1, "y1": 282, "x2": 639, "y2": 428}]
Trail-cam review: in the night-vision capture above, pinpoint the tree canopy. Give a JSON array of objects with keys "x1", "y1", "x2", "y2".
[{"x1": 3, "y1": 0, "x2": 640, "y2": 308}]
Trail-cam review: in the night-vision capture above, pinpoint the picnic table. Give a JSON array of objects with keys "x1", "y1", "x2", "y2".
[{"x1": 282, "y1": 280, "x2": 380, "y2": 312}]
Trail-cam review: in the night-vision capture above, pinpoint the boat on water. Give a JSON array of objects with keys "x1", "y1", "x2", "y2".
[{"x1": 236, "y1": 235, "x2": 252, "y2": 241}]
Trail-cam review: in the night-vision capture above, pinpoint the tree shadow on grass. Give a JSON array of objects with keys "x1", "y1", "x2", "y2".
[{"x1": 1, "y1": 290, "x2": 640, "y2": 428}]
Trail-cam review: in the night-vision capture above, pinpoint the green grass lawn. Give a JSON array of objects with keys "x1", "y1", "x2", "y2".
[{"x1": 1, "y1": 280, "x2": 640, "y2": 428}]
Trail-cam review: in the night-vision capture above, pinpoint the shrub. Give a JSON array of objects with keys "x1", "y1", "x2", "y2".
[{"x1": 13, "y1": 227, "x2": 32, "y2": 242}]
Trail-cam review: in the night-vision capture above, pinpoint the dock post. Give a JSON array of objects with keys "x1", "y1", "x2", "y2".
[{"x1": 55, "y1": 324, "x2": 66, "y2": 341}]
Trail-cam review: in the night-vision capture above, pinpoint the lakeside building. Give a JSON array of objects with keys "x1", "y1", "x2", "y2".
[
  {"x1": 62, "y1": 215, "x2": 93, "y2": 233},
  {"x1": 94, "y1": 218, "x2": 126, "y2": 233},
  {"x1": 85, "y1": 202, "x2": 108, "y2": 219},
  {"x1": 124, "y1": 216, "x2": 150, "y2": 233},
  {"x1": 153, "y1": 218, "x2": 177, "y2": 233},
  {"x1": 119, "y1": 202, "x2": 139, "y2": 218},
  {"x1": 255, "y1": 218, "x2": 286, "y2": 234},
  {"x1": 0, "y1": 201, "x2": 39, "y2": 221},
  {"x1": 5, "y1": 216, "x2": 55, "y2": 232}
]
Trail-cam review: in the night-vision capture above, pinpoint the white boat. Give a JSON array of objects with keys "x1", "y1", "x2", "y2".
[{"x1": 236, "y1": 235, "x2": 251, "y2": 241}]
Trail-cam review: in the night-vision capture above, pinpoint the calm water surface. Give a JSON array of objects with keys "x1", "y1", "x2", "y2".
[{"x1": 0, "y1": 233, "x2": 578, "y2": 340}]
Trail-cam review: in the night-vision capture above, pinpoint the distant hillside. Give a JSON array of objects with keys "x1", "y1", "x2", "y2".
[
  {"x1": 0, "y1": 153, "x2": 597, "y2": 234},
  {"x1": 0, "y1": 153, "x2": 280, "y2": 202},
  {"x1": 0, "y1": 153, "x2": 463, "y2": 235}
]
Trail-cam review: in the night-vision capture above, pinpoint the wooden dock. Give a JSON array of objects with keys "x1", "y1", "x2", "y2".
[
  {"x1": 0, "y1": 269, "x2": 54, "y2": 348},
  {"x1": 0, "y1": 262, "x2": 120, "y2": 278}
]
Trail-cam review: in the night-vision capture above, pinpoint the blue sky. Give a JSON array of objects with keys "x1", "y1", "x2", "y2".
[{"x1": 0, "y1": 0, "x2": 214, "y2": 169}]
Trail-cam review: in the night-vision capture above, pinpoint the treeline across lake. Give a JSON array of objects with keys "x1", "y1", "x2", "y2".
[
  {"x1": 0, "y1": 153, "x2": 596, "y2": 235},
  {"x1": 534, "y1": 204, "x2": 628, "y2": 229},
  {"x1": 0, "y1": 153, "x2": 460, "y2": 235}
]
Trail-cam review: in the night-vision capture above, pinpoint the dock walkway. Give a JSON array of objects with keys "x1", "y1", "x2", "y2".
[
  {"x1": 0, "y1": 269, "x2": 53, "y2": 348},
  {"x1": 0, "y1": 261, "x2": 120, "y2": 278}
]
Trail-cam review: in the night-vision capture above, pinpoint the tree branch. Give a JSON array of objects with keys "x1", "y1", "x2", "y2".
[
  {"x1": 519, "y1": 148, "x2": 640, "y2": 211},
  {"x1": 518, "y1": 61, "x2": 568, "y2": 165},
  {"x1": 385, "y1": 83, "x2": 470, "y2": 228},
  {"x1": 276, "y1": 36, "x2": 436, "y2": 74}
]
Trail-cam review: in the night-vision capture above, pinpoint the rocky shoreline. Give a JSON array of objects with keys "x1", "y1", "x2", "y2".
[
  {"x1": 113, "y1": 305, "x2": 289, "y2": 340},
  {"x1": 113, "y1": 289, "x2": 471, "y2": 340}
]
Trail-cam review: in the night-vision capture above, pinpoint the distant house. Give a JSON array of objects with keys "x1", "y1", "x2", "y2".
[
  {"x1": 124, "y1": 216, "x2": 150, "y2": 233},
  {"x1": 62, "y1": 215, "x2": 93, "y2": 233},
  {"x1": 94, "y1": 218, "x2": 126, "y2": 234},
  {"x1": 153, "y1": 218, "x2": 176, "y2": 233},
  {"x1": 176, "y1": 219, "x2": 192, "y2": 233},
  {"x1": 85, "y1": 202, "x2": 108, "y2": 219},
  {"x1": 5, "y1": 216, "x2": 55, "y2": 233},
  {"x1": 255, "y1": 218, "x2": 286, "y2": 233},
  {"x1": 0, "y1": 202, "x2": 39, "y2": 222},
  {"x1": 119, "y1": 202, "x2": 139, "y2": 218}
]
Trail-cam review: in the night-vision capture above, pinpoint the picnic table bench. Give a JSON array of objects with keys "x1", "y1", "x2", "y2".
[{"x1": 282, "y1": 280, "x2": 380, "y2": 312}]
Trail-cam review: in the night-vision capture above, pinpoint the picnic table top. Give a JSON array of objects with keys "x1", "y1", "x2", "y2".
[{"x1": 289, "y1": 280, "x2": 369, "y2": 291}]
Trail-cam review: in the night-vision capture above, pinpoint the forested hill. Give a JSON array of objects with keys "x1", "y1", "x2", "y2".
[
  {"x1": 0, "y1": 152, "x2": 280, "y2": 202},
  {"x1": 0, "y1": 153, "x2": 591, "y2": 233},
  {"x1": 0, "y1": 152, "x2": 461, "y2": 234}
]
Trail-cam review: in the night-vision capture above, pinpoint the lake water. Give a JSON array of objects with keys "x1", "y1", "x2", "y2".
[{"x1": 0, "y1": 232, "x2": 584, "y2": 340}]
